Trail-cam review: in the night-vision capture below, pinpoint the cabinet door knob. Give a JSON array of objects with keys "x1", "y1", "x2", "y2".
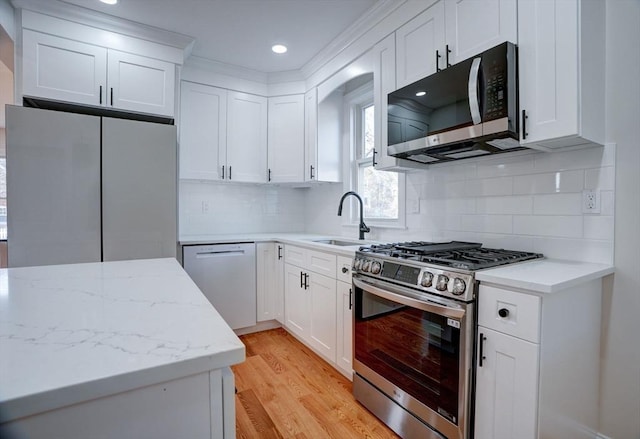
[
  {"x1": 342, "y1": 267, "x2": 349, "y2": 274},
  {"x1": 498, "y1": 308, "x2": 509, "y2": 318}
]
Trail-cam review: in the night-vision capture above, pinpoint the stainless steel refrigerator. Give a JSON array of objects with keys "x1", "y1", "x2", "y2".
[{"x1": 6, "y1": 106, "x2": 177, "y2": 268}]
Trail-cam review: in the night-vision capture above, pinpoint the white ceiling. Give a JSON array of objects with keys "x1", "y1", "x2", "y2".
[{"x1": 58, "y1": 0, "x2": 379, "y2": 73}]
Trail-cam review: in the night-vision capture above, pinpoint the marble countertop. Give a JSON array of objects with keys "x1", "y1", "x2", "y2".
[
  {"x1": 0, "y1": 258, "x2": 245, "y2": 423},
  {"x1": 476, "y1": 258, "x2": 615, "y2": 293},
  {"x1": 180, "y1": 234, "x2": 615, "y2": 293}
]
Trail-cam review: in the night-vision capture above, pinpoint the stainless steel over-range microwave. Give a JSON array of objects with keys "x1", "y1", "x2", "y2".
[{"x1": 387, "y1": 42, "x2": 520, "y2": 164}]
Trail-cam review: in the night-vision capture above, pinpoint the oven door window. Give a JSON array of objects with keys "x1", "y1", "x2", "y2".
[{"x1": 355, "y1": 287, "x2": 461, "y2": 424}]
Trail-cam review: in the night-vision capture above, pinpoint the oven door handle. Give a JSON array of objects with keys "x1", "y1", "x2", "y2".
[{"x1": 353, "y1": 277, "x2": 466, "y2": 320}]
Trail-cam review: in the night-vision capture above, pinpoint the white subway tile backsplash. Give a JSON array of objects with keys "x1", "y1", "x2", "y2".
[
  {"x1": 533, "y1": 146, "x2": 612, "y2": 172},
  {"x1": 476, "y1": 196, "x2": 533, "y2": 215},
  {"x1": 600, "y1": 190, "x2": 615, "y2": 216},
  {"x1": 465, "y1": 176, "x2": 513, "y2": 197},
  {"x1": 460, "y1": 215, "x2": 513, "y2": 234},
  {"x1": 533, "y1": 193, "x2": 583, "y2": 215},
  {"x1": 179, "y1": 145, "x2": 615, "y2": 266},
  {"x1": 475, "y1": 152, "x2": 536, "y2": 178},
  {"x1": 585, "y1": 166, "x2": 615, "y2": 190},
  {"x1": 584, "y1": 216, "x2": 615, "y2": 241},
  {"x1": 531, "y1": 237, "x2": 614, "y2": 265},
  {"x1": 513, "y1": 169, "x2": 584, "y2": 194},
  {"x1": 513, "y1": 215, "x2": 584, "y2": 238}
]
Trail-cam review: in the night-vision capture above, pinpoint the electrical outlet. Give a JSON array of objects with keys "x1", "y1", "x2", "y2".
[{"x1": 582, "y1": 190, "x2": 600, "y2": 213}]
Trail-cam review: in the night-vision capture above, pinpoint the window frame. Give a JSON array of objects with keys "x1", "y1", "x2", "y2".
[{"x1": 341, "y1": 82, "x2": 406, "y2": 230}]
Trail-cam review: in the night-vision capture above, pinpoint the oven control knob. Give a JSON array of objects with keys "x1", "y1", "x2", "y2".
[
  {"x1": 370, "y1": 261, "x2": 382, "y2": 274},
  {"x1": 362, "y1": 260, "x2": 371, "y2": 272},
  {"x1": 421, "y1": 272, "x2": 434, "y2": 287},
  {"x1": 450, "y1": 278, "x2": 467, "y2": 295},
  {"x1": 436, "y1": 274, "x2": 449, "y2": 291},
  {"x1": 354, "y1": 258, "x2": 362, "y2": 270}
]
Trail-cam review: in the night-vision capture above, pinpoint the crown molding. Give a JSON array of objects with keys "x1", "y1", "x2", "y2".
[
  {"x1": 11, "y1": 0, "x2": 195, "y2": 54},
  {"x1": 300, "y1": 0, "x2": 405, "y2": 79},
  {"x1": 184, "y1": 56, "x2": 268, "y2": 84}
]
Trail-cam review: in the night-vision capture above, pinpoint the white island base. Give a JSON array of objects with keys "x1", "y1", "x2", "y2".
[
  {"x1": 0, "y1": 258, "x2": 245, "y2": 439},
  {"x1": 2, "y1": 368, "x2": 236, "y2": 439}
]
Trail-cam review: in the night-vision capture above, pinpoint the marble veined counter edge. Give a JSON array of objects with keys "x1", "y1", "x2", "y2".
[
  {"x1": 476, "y1": 259, "x2": 615, "y2": 294},
  {"x1": 0, "y1": 258, "x2": 245, "y2": 422}
]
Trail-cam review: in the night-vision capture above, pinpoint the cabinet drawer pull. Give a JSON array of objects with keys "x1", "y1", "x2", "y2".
[
  {"x1": 221, "y1": 165, "x2": 225, "y2": 180},
  {"x1": 436, "y1": 49, "x2": 442, "y2": 72},
  {"x1": 342, "y1": 267, "x2": 349, "y2": 274},
  {"x1": 300, "y1": 271, "x2": 304, "y2": 288},
  {"x1": 498, "y1": 308, "x2": 509, "y2": 318},
  {"x1": 310, "y1": 165, "x2": 315, "y2": 180},
  {"x1": 229, "y1": 166, "x2": 232, "y2": 180},
  {"x1": 110, "y1": 87, "x2": 114, "y2": 106},
  {"x1": 522, "y1": 109, "x2": 528, "y2": 139},
  {"x1": 446, "y1": 44, "x2": 452, "y2": 67},
  {"x1": 99, "y1": 85, "x2": 103, "y2": 104},
  {"x1": 277, "y1": 245, "x2": 283, "y2": 260},
  {"x1": 349, "y1": 288, "x2": 353, "y2": 310},
  {"x1": 304, "y1": 273, "x2": 309, "y2": 290},
  {"x1": 268, "y1": 168, "x2": 271, "y2": 182},
  {"x1": 479, "y1": 333, "x2": 487, "y2": 367}
]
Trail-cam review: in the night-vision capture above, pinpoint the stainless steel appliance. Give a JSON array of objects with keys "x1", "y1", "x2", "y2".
[
  {"x1": 352, "y1": 241, "x2": 543, "y2": 439},
  {"x1": 6, "y1": 106, "x2": 177, "y2": 267},
  {"x1": 387, "y1": 42, "x2": 520, "y2": 164},
  {"x1": 183, "y1": 243, "x2": 257, "y2": 330}
]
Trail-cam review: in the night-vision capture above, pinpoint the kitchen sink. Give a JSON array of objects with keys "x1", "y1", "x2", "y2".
[{"x1": 311, "y1": 239, "x2": 364, "y2": 247}]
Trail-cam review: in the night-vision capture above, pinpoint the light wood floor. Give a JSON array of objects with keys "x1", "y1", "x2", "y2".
[{"x1": 232, "y1": 328, "x2": 401, "y2": 439}]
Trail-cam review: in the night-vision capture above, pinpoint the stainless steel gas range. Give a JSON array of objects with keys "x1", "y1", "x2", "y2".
[{"x1": 351, "y1": 241, "x2": 543, "y2": 439}]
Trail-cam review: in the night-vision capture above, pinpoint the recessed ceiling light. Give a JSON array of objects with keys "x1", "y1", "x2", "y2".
[
  {"x1": 100, "y1": 0, "x2": 118, "y2": 5},
  {"x1": 415, "y1": 91, "x2": 426, "y2": 97},
  {"x1": 271, "y1": 44, "x2": 287, "y2": 54}
]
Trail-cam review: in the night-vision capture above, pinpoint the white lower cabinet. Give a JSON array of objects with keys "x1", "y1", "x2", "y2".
[
  {"x1": 474, "y1": 281, "x2": 602, "y2": 439},
  {"x1": 283, "y1": 245, "x2": 354, "y2": 377},
  {"x1": 284, "y1": 262, "x2": 309, "y2": 339},
  {"x1": 336, "y1": 280, "x2": 353, "y2": 378},
  {"x1": 256, "y1": 242, "x2": 284, "y2": 323},
  {"x1": 307, "y1": 272, "x2": 337, "y2": 361},
  {"x1": 474, "y1": 327, "x2": 539, "y2": 439}
]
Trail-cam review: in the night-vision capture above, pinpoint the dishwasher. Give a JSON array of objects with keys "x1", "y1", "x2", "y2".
[{"x1": 183, "y1": 243, "x2": 256, "y2": 330}]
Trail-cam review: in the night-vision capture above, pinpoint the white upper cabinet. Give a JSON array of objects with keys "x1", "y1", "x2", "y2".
[
  {"x1": 395, "y1": 0, "x2": 516, "y2": 89},
  {"x1": 268, "y1": 95, "x2": 305, "y2": 183},
  {"x1": 22, "y1": 30, "x2": 176, "y2": 117},
  {"x1": 395, "y1": 1, "x2": 445, "y2": 88},
  {"x1": 179, "y1": 82, "x2": 268, "y2": 183},
  {"x1": 226, "y1": 91, "x2": 268, "y2": 183},
  {"x1": 373, "y1": 33, "x2": 423, "y2": 172},
  {"x1": 107, "y1": 50, "x2": 175, "y2": 117},
  {"x1": 304, "y1": 89, "x2": 318, "y2": 182},
  {"x1": 22, "y1": 30, "x2": 107, "y2": 107},
  {"x1": 444, "y1": 0, "x2": 517, "y2": 64},
  {"x1": 518, "y1": 0, "x2": 604, "y2": 149},
  {"x1": 179, "y1": 82, "x2": 227, "y2": 181}
]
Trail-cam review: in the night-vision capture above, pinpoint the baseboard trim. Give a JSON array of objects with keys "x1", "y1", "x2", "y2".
[{"x1": 234, "y1": 320, "x2": 282, "y2": 336}]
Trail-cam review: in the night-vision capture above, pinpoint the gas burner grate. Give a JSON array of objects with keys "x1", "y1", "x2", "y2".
[{"x1": 420, "y1": 248, "x2": 544, "y2": 270}]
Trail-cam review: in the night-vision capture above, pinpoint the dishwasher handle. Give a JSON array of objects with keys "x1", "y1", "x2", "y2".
[{"x1": 195, "y1": 250, "x2": 246, "y2": 258}]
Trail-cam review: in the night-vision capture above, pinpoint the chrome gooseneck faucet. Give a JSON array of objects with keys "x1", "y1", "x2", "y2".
[{"x1": 337, "y1": 191, "x2": 370, "y2": 240}]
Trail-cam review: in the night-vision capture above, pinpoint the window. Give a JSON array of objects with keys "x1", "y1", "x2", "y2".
[
  {"x1": 357, "y1": 105, "x2": 399, "y2": 220},
  {"x1": 345, "y1": 81, "x2": 404, "y2": 228}
]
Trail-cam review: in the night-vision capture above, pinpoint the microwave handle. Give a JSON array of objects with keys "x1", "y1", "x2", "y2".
[{"x1": 468, "y1": 57, "x2": 482, "y2": 125}]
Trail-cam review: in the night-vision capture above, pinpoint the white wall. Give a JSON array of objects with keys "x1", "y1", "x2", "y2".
[
  {"x1": 600, "y1": 1, "x2": 640, "y2": 438},
  {"x1": 305, "y1": 146, "x2": 616, "y2": 265},
  {"x1": 179, "y1": 181, "x2": 307, "y2": 237}
]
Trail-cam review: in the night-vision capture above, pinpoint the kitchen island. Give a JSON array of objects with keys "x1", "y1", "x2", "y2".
[{"x1": 0, "y1": 258, "x2": 245, "y2": 439}]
